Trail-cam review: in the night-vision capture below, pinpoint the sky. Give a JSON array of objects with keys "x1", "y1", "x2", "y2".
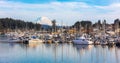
[{"x1": 0, "y1": 0, "x2": 120, "y2": 25}]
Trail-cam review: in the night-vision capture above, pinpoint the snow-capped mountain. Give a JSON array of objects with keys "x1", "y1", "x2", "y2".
[{"x1": 37, "y1": 16, "x2": 52, "y2": 26}]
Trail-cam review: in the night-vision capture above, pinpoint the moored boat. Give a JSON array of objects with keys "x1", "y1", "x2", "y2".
[
  {"x1": 0, "y1": 35, "x2": 21, "y2": 43},
  {"x1": 73, "y1": 36, "x2": 93, "y2": 45}
]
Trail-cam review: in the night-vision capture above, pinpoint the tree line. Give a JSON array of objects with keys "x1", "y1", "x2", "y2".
[
  {"x1": 0, "y1": 17, "x2": 120, "y2": 33},
  {"x1": 0, "y1": 18, "x2": 41, "y2": 32},
  {"x1": 72, "y1": 19, "x2": 120, "y2": 34}
]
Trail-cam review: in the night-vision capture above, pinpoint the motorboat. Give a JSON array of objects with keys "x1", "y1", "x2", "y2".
[
  {"x1": 73, "y1": 36, "x2": 93, "y2": 45},
  {"x1": 28, "y1": 36, "x2": 44, "y2": 43}
]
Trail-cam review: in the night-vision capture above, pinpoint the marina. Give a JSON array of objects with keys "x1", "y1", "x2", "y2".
[{"x1": 0, "y1": 31, "x2": 119, "y2": 46}]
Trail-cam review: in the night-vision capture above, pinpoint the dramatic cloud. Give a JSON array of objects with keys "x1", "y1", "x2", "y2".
[{"x1": 0, "y1": 0, "x2": 120, "y2": 25}]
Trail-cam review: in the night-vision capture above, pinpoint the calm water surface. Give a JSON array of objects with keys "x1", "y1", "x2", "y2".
[{"x1": 0, "y1": 43, "x2": 120, "y2": 63}]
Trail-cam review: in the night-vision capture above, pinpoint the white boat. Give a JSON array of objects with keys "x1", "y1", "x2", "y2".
[
  {"x1": 29, "y1": 39, "x2": 43, "y2": 43},
  {"x1": 53, "y1": 38, "x2": 62, "y2": 43},
  {"x1": 28, "y1": 36, "x2": 44, "y2": 43},
  {"x1": 73, "y1": 36, "x2": 93, "y2": 45},
  {"x1": 0, "y1": 36, "x2": 21, "y2": 43}
]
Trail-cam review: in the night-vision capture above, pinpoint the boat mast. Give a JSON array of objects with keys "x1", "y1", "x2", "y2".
[
  {"x1": 25, "y1": 22, "x2": 28, "y2": 32},
  {"x1": 79, "y1": 22, "x2": 81, "y2": 36}
]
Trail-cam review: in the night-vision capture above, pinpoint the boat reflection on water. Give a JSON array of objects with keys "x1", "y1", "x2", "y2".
[
  {"x1": 74, "y1": 45, "x2": 93, "y2": 54},
  {"x1": 28, "y1": 42, "x2": 43, "y2": 48},
  {"x1": 0, "y1": 43, "x2": 120, "y2": 63},
  {"x1": 74, "y1": 45, "x2": 93, "y2": 50}
]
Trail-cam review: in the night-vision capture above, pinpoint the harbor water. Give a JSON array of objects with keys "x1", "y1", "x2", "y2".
[{"x1": 0, "y1": 43, "x2": 120, "y2": 63}]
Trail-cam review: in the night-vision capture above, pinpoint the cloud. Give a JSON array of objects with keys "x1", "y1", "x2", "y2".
[
  {"x1": 0, "y1": 0, "x2": 120, "y2": 25},
  {"x1": 94, "y1": 3, "x2": 120, "y2": 11},
  {"x1": 93, "y1": 3, "x2": 120, "y2": 21}
]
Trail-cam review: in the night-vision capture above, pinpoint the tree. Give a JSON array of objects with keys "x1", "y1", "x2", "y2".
[
  {"x1": 52, "y1": 20, "x2": 56, "y2": 32},
  {"x1": 0, "y1": 21, "x2": 3, "y2": 31},
  {"x1": 98, "y1": 20, "x2": 102, "y2": 29},
  {"x1": 114, "y1": 19, "x2": 120, "y2": 35},
  {"x1": 73, "y1": 21, "x2": 80, "y2": 32},
  {"x1": 73, "y1": 21, "x2": 92, "y2": 34},
  {"x1": 114, "y1": 19, "x2": 120, "y2": 29}
]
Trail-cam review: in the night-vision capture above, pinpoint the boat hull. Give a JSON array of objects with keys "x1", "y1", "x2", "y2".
[
  {"x1": 73, "y1": 40, "x2": 93, "y2": 45},
  {"x1": 29, "y1": 39, "x2": 43, "y2": 43},
  {"x1": 0, "y1": 40, "x2": 21, "y2": 43}
]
